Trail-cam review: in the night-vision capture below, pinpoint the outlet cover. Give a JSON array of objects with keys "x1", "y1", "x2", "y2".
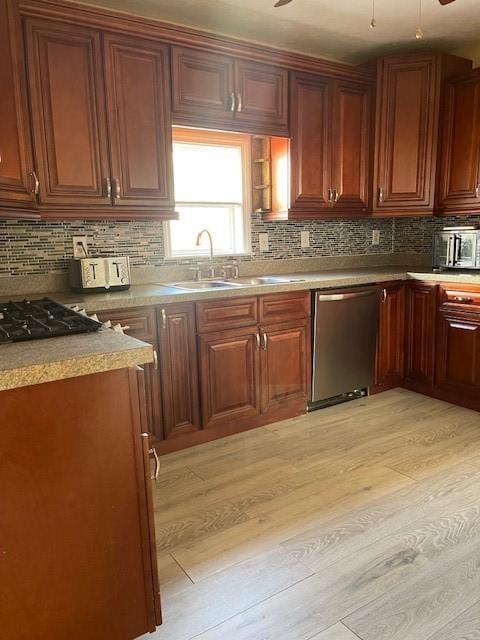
[
  {"x1": 372, "y1": 230, "x2": 380, "y2": 246},
  {"x1": 259, "y1": 232, "x2": 269, "y2": 252},
  {"x1": 300, "y1": 230, "x2": 310, "y2": 248},
  {"x1": 72, "y1": 236, "x2": 89, "y2": 259}
]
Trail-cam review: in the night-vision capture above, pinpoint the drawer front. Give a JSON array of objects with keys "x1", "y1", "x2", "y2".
[
  {"x1": 259, "y1": 291, "x2": 311, "y2": 324},
  {"x1": 196, "y1": 297, "x2": 258, "y2": 332},
  {"x1": 95, "y1": 306, "x2": 157, "y2": 342},
  {"x1": 440, "y1": 285, "x2": 480, "y2": 313}
]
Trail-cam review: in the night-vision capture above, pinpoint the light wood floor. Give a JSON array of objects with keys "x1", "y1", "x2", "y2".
[{"x1": 141, "y1": 389, "x2": 480, "y2": 640}]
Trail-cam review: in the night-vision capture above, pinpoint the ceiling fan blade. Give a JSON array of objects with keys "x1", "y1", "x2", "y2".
[
  {"x1": 438, "y1": 0, "x2": 456, "y2": 4},
  {"x1": 274, "y1": 0, "x2": 294, "y2": 6}
]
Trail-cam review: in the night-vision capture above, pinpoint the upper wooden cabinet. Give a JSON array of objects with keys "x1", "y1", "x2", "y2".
[
  {"x1": 372, "y1": 53, "x2": 471, "y2": 216},
  {"x1": 288, "y1": 72, "x2": 372, "y2": 219},
  {"x1": 437, "y1": 70, "x2": 480, "y2": 214},
  {"x1": 171, "y1": 46, "x2": 289, "y2": 136},
  {"x1": 0, "y1": 0, "x2": 37, "y2": 217},
  {"x1": 23, "y1": 17, "x2": 175, "y2": 219}
]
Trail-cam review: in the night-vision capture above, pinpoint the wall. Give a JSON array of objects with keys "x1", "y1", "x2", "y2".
[
  {"x1": 453, "y1": 41, "x2": 480, "y2": 68},
  {"x1": 0, "y1": 214, "x2": 396, "y2": 277}
]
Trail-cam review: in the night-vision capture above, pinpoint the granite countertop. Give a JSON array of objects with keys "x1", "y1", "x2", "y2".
[
  {"x1": 42, "y1": 266, "x2": 480, "y2": 314},
  {"x1": 0, "y1": 329, "x2": 153, "y2": 392}
]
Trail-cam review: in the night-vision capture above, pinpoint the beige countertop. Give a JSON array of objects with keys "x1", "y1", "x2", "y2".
[
  {"x1": 0, "y1": 329, "x2": 153, "y2": 392},
  {"x1": 42, "y1": 267, "x2": 480, "y2": 313},
  {"x1": 2, "y1": 265, "x2": 478, "y2": 392}
]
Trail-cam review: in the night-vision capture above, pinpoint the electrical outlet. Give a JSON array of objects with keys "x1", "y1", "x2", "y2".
[
  {"x1": 259, "y1": 232, "x2": 269, "y2": 252},
  {"x1": 72, "y1": 236, "x2": 89, "y2": 259},
  {"x1": 372, "y1": 230, "x2": 380, "y2": 246},
  {"x1": 300, "y1": 231, "x2": 310, "y2": 248}
]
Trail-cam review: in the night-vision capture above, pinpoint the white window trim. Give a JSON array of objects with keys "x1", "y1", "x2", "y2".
[{"x1": 164, "y1": 127, "x2": 252, "y2": 261}]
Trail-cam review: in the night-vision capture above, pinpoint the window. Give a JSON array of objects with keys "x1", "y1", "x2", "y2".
[{"x1": 164, "y1": 128, "x2": 251, "y2": 259}]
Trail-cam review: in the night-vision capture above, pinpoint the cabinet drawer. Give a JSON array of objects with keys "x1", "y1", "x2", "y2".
[
  {"x1": 259, "y1": 291, "x2": 310, "y2": 324},
  {"x1": 196, "y1": 297, "x2": 258, "y2": 332},
  {"x1": 440, "y1": 286, "x2": 480, "y2": 312},
  {"x1": 95, "y1": 306, "x2": 157, "y2": 341}
]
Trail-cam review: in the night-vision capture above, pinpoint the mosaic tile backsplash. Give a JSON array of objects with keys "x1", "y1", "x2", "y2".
[{"x1": 0, "y1": 212, "x2": 478, "y2": 277}]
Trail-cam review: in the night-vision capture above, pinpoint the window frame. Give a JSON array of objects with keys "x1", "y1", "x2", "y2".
[{"x1": 164, "y1": 127, "x2": 253, "y2": 260}]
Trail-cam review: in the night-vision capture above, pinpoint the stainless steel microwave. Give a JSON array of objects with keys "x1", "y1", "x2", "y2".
[{"x1": 433, "y1": 227, "x2": 480, "y2": 270}]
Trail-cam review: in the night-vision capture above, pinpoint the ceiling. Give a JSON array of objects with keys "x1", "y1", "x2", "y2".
[{"x1": 81, "y1": 0, "x2": 480, "y2": 64}]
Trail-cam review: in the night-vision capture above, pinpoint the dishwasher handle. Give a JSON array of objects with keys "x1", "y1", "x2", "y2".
[{"x1": 316, "y1": 289, "x2": 378, "y2": 302}]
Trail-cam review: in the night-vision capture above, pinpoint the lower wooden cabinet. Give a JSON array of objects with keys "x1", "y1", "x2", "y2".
[
  {"x1": 0, "y1": 368, "x2": 160, "y2": 639},
  {"x1": 157, "y1": 302, "x2": 201, "y2": 439},
  {"x1": 404, "y1": 282, "x2": 437, "y2": 388},
  {"x1": 374, "y1": 281, "x2": 405, "y2": 391},
  {"x1": 436, "y1": 308, "x2": 480, "y2": 396},
  {"x1": 199, "y1": 326, "x2": 261, "y2": 429},
  {"x1": 260, "y1": 319, "x2": 310, "y2": 413}
]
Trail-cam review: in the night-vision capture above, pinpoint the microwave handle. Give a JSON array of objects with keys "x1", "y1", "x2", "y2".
[
  {"x1": 453, "y1": 235, "x2": 461, "y2": 265},
  {"x1": 446, "y1": 235, "x2": 453, "y2": 266}
]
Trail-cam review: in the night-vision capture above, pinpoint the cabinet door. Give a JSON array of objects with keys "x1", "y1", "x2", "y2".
[
  {"x1": 375, "y1": 282, "x2": 405, "y2": 389},
  {"x1": 24, "y1": 19, "x2": 111, "y2": 207},
  {"x1": 374, "y1": 55, "x2": 439, "y2": 213},
  {"x1": 234, "y1": 60, "x2": 288, "y2": 135},
  {"x1": 0, "y1": 0, "x2": 36, "y2": 212},
  {"x1": 157, "y1": 303, "x2": 201, "y2": 438},
  {"x1": 171, "y1": 46, "x2": 235, "y2": 129},
  {"x1": 260, "y1": 320, "x2": 310, "y2": 414},
  {"x1": 436, "y1": 310, "x2": 480, "y2": 395},
  {"x1": 103, "y1": 34, "x2": 174, "y2": 209},
  {"x1": 405, "y1": 282, "x2": 437, "y2": 386},
  {"x1": 331, "y1": 80, "x2": 371, "y2": 211},
  {"x1": 289, "y1": 72, "x2": 332, "y2": 213},
  {"x1": 437, "y1": 73, "x2": 480, "y2": 212},
  {"x1": 199, "y1": 326, "x2": 261, "y2": 429}
]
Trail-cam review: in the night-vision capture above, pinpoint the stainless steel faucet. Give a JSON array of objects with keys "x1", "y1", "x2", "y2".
[{"x1": 196, "y1": 229, "x2": 215, "y2": 278}]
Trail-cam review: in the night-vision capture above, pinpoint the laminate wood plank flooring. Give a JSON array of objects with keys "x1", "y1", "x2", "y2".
[{"x1": 140, "y1": 389, "x2": 480, "y2": 640}]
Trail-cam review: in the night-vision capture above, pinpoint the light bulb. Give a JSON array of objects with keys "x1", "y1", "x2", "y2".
[
  {"x1": 415, "y1": 26, "x2": 424, "y2": 39},
  {"x1": 370, "y1": 17, "x2": 377, "y2": 28}
]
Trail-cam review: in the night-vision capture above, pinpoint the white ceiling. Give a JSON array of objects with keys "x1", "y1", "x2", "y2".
[{"x1": 83, "y1": 0, "x2": 480, "y2": 63}]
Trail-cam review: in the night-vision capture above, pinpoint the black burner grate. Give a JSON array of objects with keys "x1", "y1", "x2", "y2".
[{"x1": 0, "y1": 298, "x2": 103, "y2": 343}]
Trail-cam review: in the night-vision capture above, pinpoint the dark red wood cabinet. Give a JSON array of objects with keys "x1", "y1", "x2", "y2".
[
  {"x1": 372, "y1": 53, "x2": 471, "y2": 216},
  {"x1": 0, "y1": 368, "x2": 160, "y2": 640},
  {"x1": 0, "y1": 0, "x2": 37, "y2": 216},
  {"x1": 23, "y1": 15, "x2": 176, "y2": 218},
  {"x1": 404, "y1": 281, "x2": 437, "y2": 389},
  {"x1": 171, "y1": 46, "x2": 289, "y2": 136},
  {"x1": 374, "y1": 282, "x2": 406, "y2": 391},
  {"x1": 288, "y1": 71, "x2": 372, "y2": 218},
  {"x1": 437, "y1": 70, "x2": 480, "y2": 214}
]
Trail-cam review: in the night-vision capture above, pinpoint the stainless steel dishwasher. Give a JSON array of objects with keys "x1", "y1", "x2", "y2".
[{"x1": 310, "y1": 286, "x2": 380, "y2": 410}]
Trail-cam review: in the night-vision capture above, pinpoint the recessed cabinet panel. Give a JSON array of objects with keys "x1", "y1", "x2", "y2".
[
  {"x1": 25, "y1": 19, "x2": 111, "y2": 206},
  {"x1": 199, "y1": 327, "x2": 261, "y2": 429},
  {"x1": 290, "y1": 73, "x2": 331, "y2": 210},
  {"x1": 234, "y1": 60, "x2": 288, "y2": 134},
  {"x1": 405, "y1": 282, "x2": 437, "y2": 387},
  {"x1": 374, "y1": 55, "x2": 439, "y2": 212},
  {"x1": 332, "y1": 80, "x2": 371, "y2": 210},
  {"x1": 375, "y1": 282, "x2": 406, "y2": 389},
  {"x1": 171, "y1": 47, "x2": 234, "y2": 128},
  {"x1": 0, "y1": 0, "x2": 35, "y2": 210},
  {"x1": 438, "y1": 73, "x2": 480, "y2": 211},
  {"x1": 104, "y1": 35, "x2": 174, "y2": 208},
  {"x1": 437, "y1": 311, "x2": 480, "y2": 394}
]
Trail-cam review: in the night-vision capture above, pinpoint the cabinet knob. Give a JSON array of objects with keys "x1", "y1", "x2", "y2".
[
  {"x1": 262, "y1": 332, "x2": 268, "y2": 351},
  {"x1": 149, "y1": 447, "x2": 160, "y2": 481},
  {"x1": 230, "y1": 92, "x2": 236, "y2": 112},
  {"x1": 113, "y1": 178, "x2": 121, "y2": 199},
  {"x1": 161, "y1": 308, "x2": 167, "y2": 330},
  {"x1": 104, "y1": 177, "x2": 112, "y2": 199},
  {"x1": 255, "y1": 332, "x2": 261, "y2": 350},
  {"x1": 28, "y1": 171, "x2": 40, "y2": 195},
  {"x1": 381, "y1": 288, "x2": 387, "y2": 303},
  {"x1": 378, "y1": 187, "x2": 384, "y2": 204},
  {"x1": 475, "y1": 184, "x2": 480, "y2": 199},
  {"x1": 153, "y1": 348, "x2": 158, "y2": 370},
  {"x1": 236, "y1": 92, "x2": 243, "y2": 113}
]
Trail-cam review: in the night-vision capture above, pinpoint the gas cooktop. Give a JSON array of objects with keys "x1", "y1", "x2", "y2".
[{"x1": 0, "y1": 298, "x2": 103, "y2": 344}]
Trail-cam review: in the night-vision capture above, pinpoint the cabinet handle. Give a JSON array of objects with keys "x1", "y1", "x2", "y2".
[
  {"x1": 113, "y1": 178, "x2": 121, "y2": 199},
  {"x1": 153, "y1": 348, "x2": 158, "y2": 370},
  {"x1": 230, "y1": 92, "x2": 236, "y2": 112},
  {"x1": 328, "y1": 188, "x2": 333, "y2": 205},
  {"x1": 150, "y1": 447, "x2": 160, "y2": 481},
  {"x1": 475, "y1": 184, "x2": 480, "y2": 198},
  {"x1": 262, "y1": 332, "x2": 268, "y2": 351},
  {"x1": 452, "y1": 296, "x2": 474, "y2": 304},
  {"x1": 236, "y1": 92, "x2": 243, "y2": 113},
  {"x1": 104, "y1": 177, "x2": 112, "y2": 198},
  {"x1": 333, "y1": 187, "x2": 340, "y2": 203},
  {"x1": 29, "y1": 171, "x2": 39, "y2": 195},
  {"x1": 161, "y1": 308, "x2": 167, "y2": 330},
  {"x1": 381, "y1": 288, "x2": 387, "y2": 303},
  {"x1": 378, "y1": 187, "x2": 384, "y2": 204},
  {"x1": 255, "y1": 332, "x2": 261, "y2": 350}
]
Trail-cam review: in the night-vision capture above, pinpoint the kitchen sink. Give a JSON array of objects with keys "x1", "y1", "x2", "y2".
[
  {"x1": 235, "y1": 276, "x2": 305, "y2": 285},
  {"x1": 163, "y1": 280, "x2": 246, "y2": 291}
]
